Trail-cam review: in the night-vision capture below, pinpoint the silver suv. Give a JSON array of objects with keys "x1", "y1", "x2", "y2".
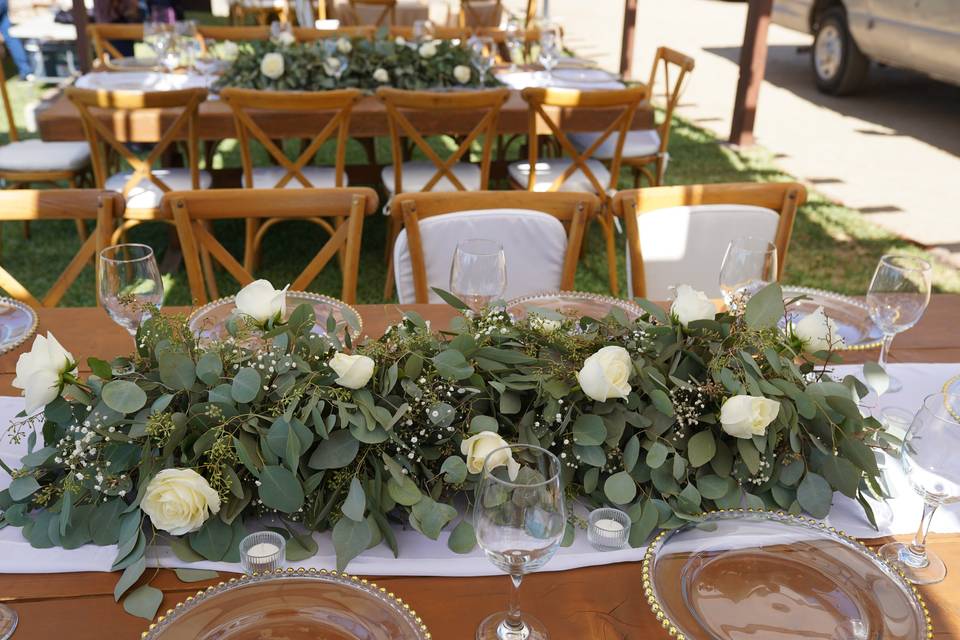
[{"x1": 773, "y1": 0, "x2": 960, "y2": 94}]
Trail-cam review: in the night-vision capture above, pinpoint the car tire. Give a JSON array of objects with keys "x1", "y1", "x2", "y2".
[{"x1": 812, "y1": 7, "x2": 869, "y2": 95}]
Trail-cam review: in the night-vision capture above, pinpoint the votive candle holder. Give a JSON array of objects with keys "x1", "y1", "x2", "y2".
[
  {"x1": 588, "y1": 508, "x2": 631, "y2": 551},
  {"x1": 239, "y1": 531, "x2": 286, "y2": 575}
]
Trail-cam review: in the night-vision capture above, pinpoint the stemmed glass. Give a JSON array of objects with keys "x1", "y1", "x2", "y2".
[
  {"x1": 449, "y1": 239, "x2": 506, "y2": 313},
  {"x1": 879, "y1": 393, "x2": 960, "y2": 584},
  {"x1": 866, "y1": 254, "x2": 932, "y2": 393},
  {"x1": 152, "y1": 26, "x2": 179, "y2": 72},
  {"x1": 505, "y1": 17, "x2": 524, "y2": 71},
  {"x1": 474, "y1": 445, "x2": 565, "y2": 640},
  {"x1": 194, "y1": 39, "x2": 222, "y2": 86},
  {"x1": 98, "y1": 244, "x2": 164, "y2": 339},
  {"x1": 176, "y1": 20, "x2": 201, "y2": 71},
  {"x1": 537, "y1": 22, "x2": 561, "y2": 83},
  {"x1": 470, "y1": 36, "x2": 496, "y2": 84},
  {"x1": 412, "y1": 19, "x2": 434, "y2": 44},
  {"x1": 718, "y1": 236, "x2": 778, "y2": 311}
]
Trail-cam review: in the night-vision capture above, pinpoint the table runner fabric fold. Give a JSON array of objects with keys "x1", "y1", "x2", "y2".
[{"x1": 1, "y1": 363, "x2": 958, "y2": 577}]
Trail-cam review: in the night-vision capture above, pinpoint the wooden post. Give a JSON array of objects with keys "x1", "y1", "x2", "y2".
[
  {"x1": 72, "y1": 0, "x2": 91, "y2": 73},
  {"x1": 729, "y1": 0, "x2": 773, "y2": 146},
  {"x1": 619, "y1": 0, "x2": 637, "y2": 77}
]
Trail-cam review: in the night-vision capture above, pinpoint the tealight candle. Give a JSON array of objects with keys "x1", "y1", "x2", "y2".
[
  {"x1": 247, "y1": 542, "x2": 280, "y2": 558},
  {"x1": 239, "y1": 531, "x2": 286, "y2": 574},
  {"x1": 594, "y1": 518, "x2": 625, "y2": 537},
  {"x1": 588, "y1": 508, "x2": 631, "y2": 551}
]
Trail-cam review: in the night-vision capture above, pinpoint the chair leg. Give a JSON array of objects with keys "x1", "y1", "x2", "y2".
[
  {"x1": 597, "y1": 214, "x2": 619, "y2": 297},
  {"x1": 243, "y1": 218, "x2": 260, "y2": 273},
  {"x1": 22, "y1": 221, "x2": 30, "y2": 240},
  {"x1": 382, "y1": 216, "x2": 401, "y2": 300},
  {"x1": 200, "y1": 220, "x2": 219, "y2": 301}
]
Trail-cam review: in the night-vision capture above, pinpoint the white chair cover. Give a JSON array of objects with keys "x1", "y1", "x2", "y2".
[
  {"x1": 626, "y1": 204, "x2": 780, "y2": 300},
  {"x1": 381, "y1": 161, "x2": 481, "y2": 195},
  {"x1": 507, "y1": 158, "x2": 611, "y2": 193},
  {"x1": 393, "y1": 209, "x2": 568, "y2": 304},
  {"x1": 105, "y1": 169, "x2": 212, "y2": 209},
  {"x1": 250, "y1": 166, "x2": 342, "y2": 188}
]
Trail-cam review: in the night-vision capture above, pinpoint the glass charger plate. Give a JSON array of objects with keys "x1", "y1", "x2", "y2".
[
  {"x1": 506, "y1": 291, "x2": 643, "y2": 322},
  {"x1": 0, "y1": 297, "x2": 37, "y2": 356},
  {"x1": 188, "y1": 291, "x2": 362, "y2": 344},
  {"x1": 644, "y1": 510, "x2": 931, "y2": 640},
  {"x1": 75, "y1": 72, "x2": 210, "y2": 91},
  {"x1": 142, "y1": 568, "x2": 431, "y2": 640},
  {"x1": 781, "y1": 286, "x2": 883, "y2": 351}
]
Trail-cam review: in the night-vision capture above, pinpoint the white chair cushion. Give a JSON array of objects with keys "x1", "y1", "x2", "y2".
[
  {"x1": 381, "y1": 161, "x2": 481, "y2": 194},
  {"x1": 106, "y1": 169, "x2": 212, "y2": 210},
  {"x1": 626, "y1": 204, "x2": 780, "y2": 300},
  {"x1": 507, "y1": 158, "x2": 611, "y2": 193},
  {"x1": 568, "y1": 130, "x2": 661, "y2": 160},
  {"x1": 393, "y1": 209, "x2": 568, "y2": 304},
  {"x1": 0, "y1": 140, "x2": 90, "y2": 172},
  {"x1": 250, "y1": 166, "x2": 343, "y2": 188}
]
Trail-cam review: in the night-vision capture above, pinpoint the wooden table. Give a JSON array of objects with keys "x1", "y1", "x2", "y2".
[{"x1": 2, "y1": 298, "x2": 960, "y2": 639}]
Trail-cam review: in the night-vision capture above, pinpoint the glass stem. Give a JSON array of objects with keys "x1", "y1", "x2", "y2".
[
  {"x1": 878, "y1": 333, "x2": 895, "y2": 367},
  {"x1": 909, "y1": 501, "x2": 938, "y2": 559},
  {"x1": 505, "y1": 573, "x2": 524, "y2": 631}
]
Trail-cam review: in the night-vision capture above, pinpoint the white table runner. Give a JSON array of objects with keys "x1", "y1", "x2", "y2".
[
  {"x1": 496, "y1": 69, "x2": 625, "y2": 92},
  {"x1": 1, "y1": 362, "x2": 958, "y2": 577}
]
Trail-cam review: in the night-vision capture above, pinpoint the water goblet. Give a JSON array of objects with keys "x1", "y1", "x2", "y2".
[
  {"x1": 176, "y1": 20, "x2": 201, "y2": 70},
  {"x1": 718, "y1": 236, "x2": 778, "y2": 311},
  {"x1": 866, "y1": 254, "x2": 932, "y2": 393},
  {"x1": 505, "y1": 17, "x2": 524, "y2": 70},
  {"x1": 470, "y1": 36, "x2": 496, "y2": 84},
  {"x1": 537, "y1": 21, "x2": 561, "y2": 82},
  {"x1": 98, "y1": 244, "x2": 164, "y2": 340},
  {"x1": 449, "y1": 239, "x2": 506, "y2": 313},
  {"x1": 475, "y1": 444, "x2": 565, "y2": 640},
  {"x1": 879, "y1": 393, "x2": 960, "y2": 584}
]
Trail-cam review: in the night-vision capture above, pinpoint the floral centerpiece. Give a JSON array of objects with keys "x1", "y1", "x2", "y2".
[{"x1": 0, "y1": 280, "x2": 886, "y2": 619}]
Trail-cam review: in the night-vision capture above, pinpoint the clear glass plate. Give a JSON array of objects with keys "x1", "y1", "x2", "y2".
[
  {"x1": 781, "y1": 286, "x2": 883, "y2": 351},
  {"x1": 644, "y1": 510, "x2": 930, "y2": 640},
  {"x1": 0, "y1": 297, "x2": 37, "y2": 356},
  {"x1": 141, "y1": 569, "x2": 431, "y2": 640},
  {"x1": 506, "y1": 291, "x2": 643, "y2": 323},
  {"x1": 188, "y1": 291, "x2": 362, "y2": 345}
]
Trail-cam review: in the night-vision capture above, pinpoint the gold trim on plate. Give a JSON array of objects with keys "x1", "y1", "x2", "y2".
[{"x1": 0, "y1": 296, "x2": 38, "y2": 356}]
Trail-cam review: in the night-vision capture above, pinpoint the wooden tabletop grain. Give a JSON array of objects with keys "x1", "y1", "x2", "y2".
[{"x1": 2, "y1": 298, "x2": 959, "y2": 639}]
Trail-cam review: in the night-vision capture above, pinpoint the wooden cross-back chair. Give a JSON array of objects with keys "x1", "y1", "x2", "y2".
[
  {"x1": 389, "y1": 191, "x2": 599, "y2": 303},
  {"x1": 459, "y1": 0, "x2": 502, "y2": 28},
  {"x1": 87, "y1": 24, "x2": 142, "y2": 67},
  {"x1": 231, "y1": 0, "x2": 291, "y2": 26},
  {"x1": 612, "y1": 182, "x2": 807, "y2": 299},
  {"x1": 388, "y1": 25, "x2": 471, "y2": 41},
  {"x1": 0, "y1": 190, "x2": 124, "y2": 307},
  {"x1": 292, "y1": 25, "x2": 377, "y2": 41},
  {"x1": 347, "y1": 0, "x2": 397, "y2": 26},
  {"x1": 163, "y1": 188, "x2": 379, "y2": 305},
  {"x1": 511, "y1": 86, "x2": 647, "y2": 296},
  {"x1": 476, "y1": 27, "x2": 541, "y2": 63},
  {"x1": 219, "y1": 87, "x2": 362, "y2": 272}
]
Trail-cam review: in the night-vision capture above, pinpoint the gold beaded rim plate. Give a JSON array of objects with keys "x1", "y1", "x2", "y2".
[
  {"x1": 940, "y1": 374, "x2": 960, "y2": 422},
  {"x1": 641, "y1": 509, "x2": 934, "y2": 640},
  {"x1": 782, "y1": 286, "x2": 883, "y2": 351},
  {"x1": 187, "y1": 291, "x2": 363, "y2": 341},
  {"x1": 0, "y1": 296, "x2": 38, "y2": 356},
  {"x1": 141, "y1": 567, "x2": 431, "y2": 639},
  {"x1": 505, "y1": 290, "x2": 644, "y2": 321}
]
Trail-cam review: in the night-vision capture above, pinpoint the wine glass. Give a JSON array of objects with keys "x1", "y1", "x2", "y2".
[
  {"x1": 449, "y1": 239, "x2": 506, "y2": 312},
  {"x1": 412, "y1": 19, "x2": 434, "y2": 44},
  {"x1": 194, "y1": 40, "x2": 222, "y2": 85},
  {"x1": 470, "y1": 36, "x2": 496, "y2": 84},
  {"x1": 0, "y1": 603, "x2": 17, "y2": 640},
  {"x1": 474, "y1": 444, "x2": 565, "y2": 640},
  {"x1": 152, "y1": 27, "x2": 179, "y2": 72},
  {"x1": 866, "y1": 255, "x2": 932, "y2": 393},
  {"x1": 879, "y1": 393, "x2": 960, "y2": 584},
  {"x1": 718, "y1": 236, "x2": 778, "y2": 311},
  {"x1": 176, "y1": 20, "x2": 201, "y2": 71},
  {"x1": 98, "y1": 244, "x2": 164, "y2": 338},
  {"x1": 537, "y1": 22, "x2": 561, "y2": 83},
  {"x1": 505, "y1": 17, "x2": 524, "y2": 71}
]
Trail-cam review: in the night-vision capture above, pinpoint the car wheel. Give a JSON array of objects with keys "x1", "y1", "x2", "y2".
[{"x1": 812, "y1": 7, "x2": 869, "y2": 95}]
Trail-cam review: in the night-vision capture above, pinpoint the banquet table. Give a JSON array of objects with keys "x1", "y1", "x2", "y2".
[{"x1": 2, "y1": 297, "x2": 960, "y2": 639}]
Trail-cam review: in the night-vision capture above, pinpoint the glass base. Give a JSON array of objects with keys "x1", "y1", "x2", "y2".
[
  {"x1": 878, "y1": 541, "x2": 946, "y2": 585},
  {"x1": 0, "y1": 603, "x2": 18, "y2": 640},
  {"x1": 476, "y1": 611, "x2": 549, "y2": 640}
]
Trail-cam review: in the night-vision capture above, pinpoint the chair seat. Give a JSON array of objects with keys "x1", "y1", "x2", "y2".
[
  {"x1": 0, "y1": 139, "x2": 90, "y2": 173},
  {"x1": 507, "y1": 158, "x2": 611, "y2": 193},
  {"x1": 568, "y1": 130, "x2": 661, "y2": 160},
  {"x1": 250, "y1": 166, "x2": 344, "y2": 189},
  {"x1": 381, "y1": 161, "x2": 481, "y2": 194},
  {"x1": 106, "y1": 169, "x2": 212, "y2": 210}
]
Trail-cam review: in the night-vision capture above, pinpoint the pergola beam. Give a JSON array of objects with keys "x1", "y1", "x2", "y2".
[
  {"x1": 729, "y1": 0, "x2": 773, "y2": 146},
  {"x1": 619, "y1": 0, "x2": 638, "y2": 77},
  {"x1": 71, "y1": 0, "x2": 91, "y2": 73}
]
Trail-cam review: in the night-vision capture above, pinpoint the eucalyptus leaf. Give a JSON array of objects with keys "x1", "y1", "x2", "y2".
[
  {"x1": 342, "y1": 477, "x2": 367, "y2": 521},
  {"x1": 258, "y1": 465, "x2": 305, "y2": 513},
  {"x1": 101, "y1": 380, "x2": 147, "y2": 415},
  {"x1": 123, "y1": 584, "x2": 164, "y2": 621},
  {"x1": 447, "y1": 519, "x2": 477, "y2": 554},
  {"x1": 603, "y1": 471, "x2": 637, "y2": 505},
  {"x1": 174, "y1": 568, "x2": 219, "y2": 583}
]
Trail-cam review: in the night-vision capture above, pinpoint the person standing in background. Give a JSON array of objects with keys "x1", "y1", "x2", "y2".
[{"x1": 0, "y1": 0, "x2": 33, "y2": 79}]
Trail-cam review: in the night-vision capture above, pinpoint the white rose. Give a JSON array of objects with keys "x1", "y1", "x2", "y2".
[
  {"x1": 323, "y1": 57, "x2": 341, "y2": 77},
  {"x1": 141, "y1": 468, "x2": 221, "y2": 536},
  {"x1": 418, "y1": 41, "x2": 437, "y2": 58},
  {"x1": 394, "y1": 36, "x2": 406, "y2": 46},
  {"x1": 530, "y1": 315, "x2": 560, "y2": 334},
  {"x1": 460, "y1": 431, "x2": 520, "y2": 480},
  {"x1": 13, "y1": 332, "x2": 76, "y2": 414},
  {"x1": 720, "y1": 395, "x2": 781, "y2": 439},
  {"x1": 329, "y1": 352, "x2": 375, "y2": 389},
  {"x1": 453, "y1": 64, "x2": 472, "y2": 84},
  {"x1": 373, "y1": 67, "x2": 390, "y2": 83},
  {"x1": 793, "y1": 306, "x2": 845, "y2": 353},
  {"x1": 671, "y1": 284, "x2": 716, "y2": 327},
  {"x1": 275, "y1": 31, "x2": 296, "y2": 46},
  {"x1": 260, "y1": 52, "x2": 284, "y2": 79},
  {"x1": 336, "y1": 37, "x2": 352, "y2": 54},
  {"x1": 221, "y1": 41, "x2": 239, "y2": 61},
  {"x1": 235, "y1": 279, "x2": 288, "y2": 324},
  {"x1": 577, "y1": 345, "x2": 632, "y2": 402}
]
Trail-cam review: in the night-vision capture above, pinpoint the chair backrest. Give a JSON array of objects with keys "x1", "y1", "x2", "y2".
[
  {"x1": 520, "y1": 86, "x2": 647, "y2": 194},
  {"x1": 612, "y1": 182, "x2": 807, "y2": 299},
  {"x1": 459, "y1": 0, "x2": 502, "y2": 28},
  {"x1": 162, "y1": 188, "x2": 379, "y2": 304},
  {"x1": 67, "y1": 87, "x2": 207, "y2": 213},
  {"x1": 220, "y1": 88, "x2": 361, "y2": 189},
  {"x1": 0, "y1": 190, "x2": 124, "y2": 307},
  {"x1": 646, "y1": 46, "x2": 695, "y2": 153},
  {"x1": 347, "y1": 0, "x2": 397, "y2": 26},
  {"x1": 523, "y1": 0, "x2": 537, "y2": 29},
  {"x1": 0, "y1": 49, "x2": 18, "y2": 143},
  {"x1": 87, "y1": 24, "x2": 143, "y2": 65},
  {"x1": 389, "y1": 191, "x2": 598, "y2": 303},
  {"x1": 377, "y1": 87, "x2": 510, "y2": 194},
  {"x1": 293, "y1": 26, "x2": 377, "y2": 41},
  {"x1": 388, "y1": 25, "x2": 471, "y2": 41}
]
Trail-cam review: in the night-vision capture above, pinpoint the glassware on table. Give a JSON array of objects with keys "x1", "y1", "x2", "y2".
[
  {"x1": 412, "y1": 19, "x2": 434, "y2": 44},
  {"x1": 718, "y1": 235, "x2": 778, "y2": 311},
  {"x1": 879, "y1": 393, "x2": 960, "y2": 585},
  {"x1": 470, "y1": 35, "x2": 496, "y2": 84},
  {"x1": 0, "y1": 604, "x2": 17, "y2": 640},
  {"x1": 449, "y1": 238, "x2": 506, "y2": 313},
  {"x1": 176, "y1": 20, "x2": 201, "y2": 70},
  {"x1": 866, "y1": 254, "x2": 932, "y2": 393},
  {"x1": 239, "y1": 531, "x2": 286, "y2": 574},
  {"x1": 505, "y1": 17, "x2": 524, "y2": 70},
  {"x1": 537, "y1": 21, "x2": 561, "y2": 83},
  {"x1": 194, "y1": 40, "x2": 222, "y2": 83},
  {"x1": 474, "y1": 444, "x2": 565, "y2": 640},
  {"x1": 98, "y1": 244, "x2": 164, "y2": 338}
]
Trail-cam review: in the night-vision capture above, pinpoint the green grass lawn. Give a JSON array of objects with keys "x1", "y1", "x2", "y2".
[{"x1": 0, "y1": 73, "x2": 956, "y2": 307}]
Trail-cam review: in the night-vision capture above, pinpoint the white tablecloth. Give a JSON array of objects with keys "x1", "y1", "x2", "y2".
[
  {"x1": 496, "y1": 69, "x2": 624, "y2": 91},
  {"x1": 1, "y1": 363, "x2": 958, "y2": 577}
]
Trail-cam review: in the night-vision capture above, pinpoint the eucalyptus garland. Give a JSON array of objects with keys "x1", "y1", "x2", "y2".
[{"x1": 0, "y1": 282, "x2": 889, "y2": 619}]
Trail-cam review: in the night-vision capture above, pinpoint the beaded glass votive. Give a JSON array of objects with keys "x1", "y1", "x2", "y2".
[
  {"x1": 588, "y1": 508, "x2": 631, "y2": 551},
  {"x1": 239, "y1": 531, "x2": 286, "y2": 575}
]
